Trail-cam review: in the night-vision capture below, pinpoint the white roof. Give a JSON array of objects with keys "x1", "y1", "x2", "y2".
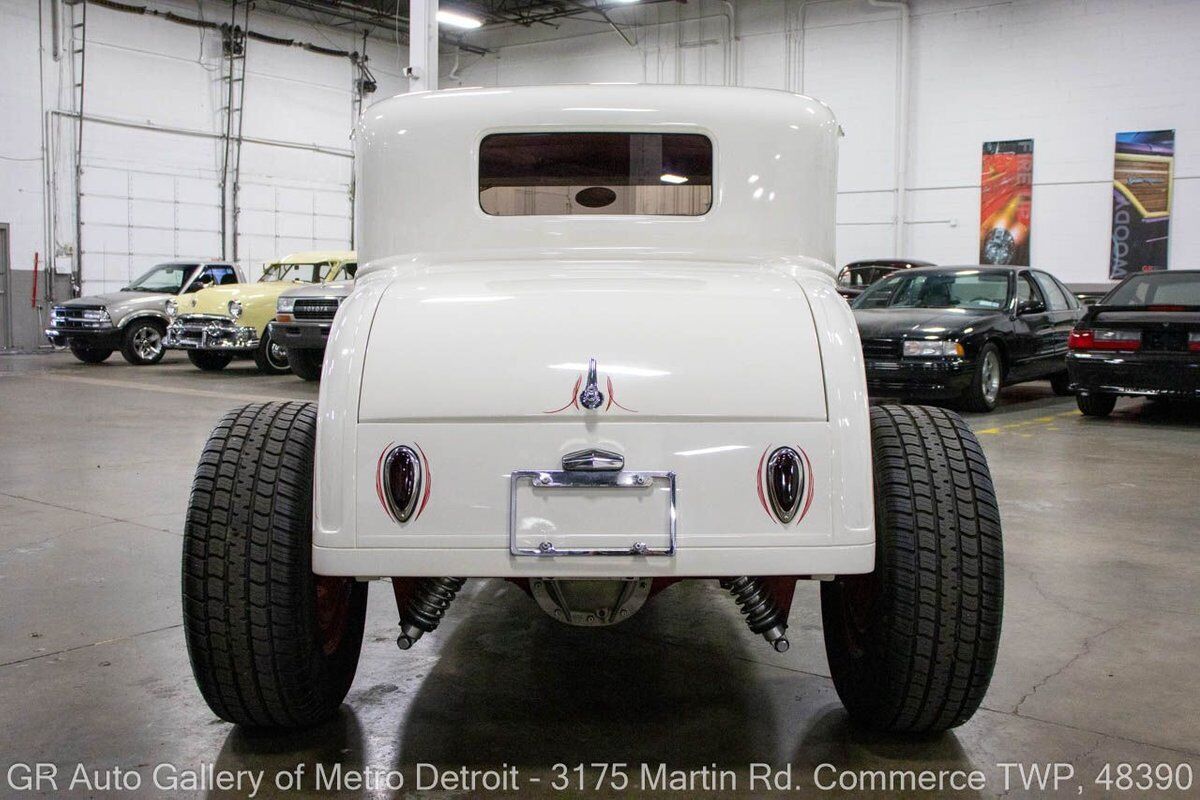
[{"x1": 354, "y1": 84, "x2": 840, "y2": 271}]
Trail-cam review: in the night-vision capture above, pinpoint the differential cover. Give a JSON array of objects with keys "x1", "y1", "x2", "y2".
[{"x1": 530, "y1": 578, "x2": 651, "y2": 626}]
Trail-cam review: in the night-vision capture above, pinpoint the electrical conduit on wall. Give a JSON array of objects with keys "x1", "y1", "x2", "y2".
[{"x1": 866, "y1": 0, "x2": 910, "y2": 258}]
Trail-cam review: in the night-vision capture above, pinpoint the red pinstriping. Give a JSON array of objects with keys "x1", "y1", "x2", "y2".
[
  {"x1": 606, "y1": 376, "x2": 637, "y2": 413},
  {"x1": 797, "y1": 446, "x2": 815, "y2": 524},
  {"x1": 415, "y1": 443, "x2": 432, "y2": 520},
  {"x1": 756, "y1": 446, "x2": 774, "y2": 521},
  {"x1": 376, "y1": 442, "x2": 395, "y2": 521},
  {"x1": 544, "y1": 375, "x2": 583, "y2": 414}
]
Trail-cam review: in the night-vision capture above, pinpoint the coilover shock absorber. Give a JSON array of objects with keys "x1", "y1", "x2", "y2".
[
  {"x1": 396, "y1": 577, "x2": 467, "y2": 650},
  {"x1": 719, "y1": 577, "x2": 790, "y2": 652}
]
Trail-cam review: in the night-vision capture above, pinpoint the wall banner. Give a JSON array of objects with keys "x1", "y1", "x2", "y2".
[
  {"x1": 980, "y1": 139, "x2": 1034, "y2": 266},
  {"x1": 1110, "y1": 129, "x2": 1174, "y2": 279}
]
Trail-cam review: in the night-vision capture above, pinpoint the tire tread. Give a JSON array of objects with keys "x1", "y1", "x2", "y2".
[
  {"x1": 823, "y1": 404, "x2": 1003, "y2": 733},
  {"x1": 182, "y1": 401, "x2": 365, "y2": 729}
]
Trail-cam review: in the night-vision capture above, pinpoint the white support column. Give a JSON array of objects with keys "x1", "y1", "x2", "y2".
[{"x1": 407, "y1": 0, "x2": 439, "y2": 92}]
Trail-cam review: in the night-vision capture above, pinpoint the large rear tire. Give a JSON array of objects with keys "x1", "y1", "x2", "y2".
[
  {"x1": 821, "y1": 404, "x2": 1003, "y2": 733},
  {"x1": 182, "y1": 402, "x2": 367, "y2": 729},
  {"x1": 187, "y1": 350, "x2": 234, "y2": 372},
  {"x1": 68, "y1": 341, "x2": 113, "y2": 364},
  {"x1": 287, "y1": 347, "x2": 324, "y2": 381}
]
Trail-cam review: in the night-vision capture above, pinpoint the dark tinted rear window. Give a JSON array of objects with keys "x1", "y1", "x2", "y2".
[
  {"x1": 479, "y1": 132, "x2": 713, "y2": 217},
  {"x1": 1106, "y1": 273, "x2": 1200, "y2": 305}
]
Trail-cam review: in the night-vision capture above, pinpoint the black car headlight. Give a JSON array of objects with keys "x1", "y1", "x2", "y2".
[{"x1": 902, "y1": 340, "x2": 965, "y2": 358}]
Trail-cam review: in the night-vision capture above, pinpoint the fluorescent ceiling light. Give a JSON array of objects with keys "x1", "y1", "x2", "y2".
[
  {"x1": 611, "y1": 0, "x2": 641, "y2": 4},
  {"x1": 437, "y1": 10, "x2": 483, "y2": 29},
  {"x1": 659, "y1": 173, "x2": 688, "y2": 184}
]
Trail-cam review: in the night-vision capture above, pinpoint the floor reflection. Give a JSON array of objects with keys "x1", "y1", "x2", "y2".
[{"x1": 204, "y1": 580, "x2": 984, "y2": 798}]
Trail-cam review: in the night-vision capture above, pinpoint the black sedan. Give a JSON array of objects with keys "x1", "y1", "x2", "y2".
[
  {"x1": 852, "y1": 266, "x2": 1085, "y2": 412},
  {"x1": 1067, "y1": 270, "x2": 1200, "y2": 417},
  {"x1": 836, "y1": 259, "x2": 934, "y2": 300}
]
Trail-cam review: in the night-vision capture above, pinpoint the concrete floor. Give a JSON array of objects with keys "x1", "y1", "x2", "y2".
[{"x1": 0, "y1": 351, "x2": 1197, "y2": 799}]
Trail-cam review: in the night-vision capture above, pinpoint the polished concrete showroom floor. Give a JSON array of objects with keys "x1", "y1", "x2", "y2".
[{"x1": 0, "y1": 352, "x2": 1197, "y2": 799}]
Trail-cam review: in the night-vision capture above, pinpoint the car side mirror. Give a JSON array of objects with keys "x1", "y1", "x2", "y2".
[
  {"x1": 189, "y1": 274, "x2": 214, "y2": 292},
  {"x1": 1017, "y1": 300, "x2": 1046, "y2": 315}
]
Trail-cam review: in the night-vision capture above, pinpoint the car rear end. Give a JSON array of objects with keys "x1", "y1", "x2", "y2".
[
  {"x1": 1068, "y1": 308, "x2": 1200, "y2": 397},
  {"x1": 1067, "y1": 271, "x2": 1200, "y2": 399},
  {"x1": 313, "y1": 261, "x2": 874, "y2": 582}
]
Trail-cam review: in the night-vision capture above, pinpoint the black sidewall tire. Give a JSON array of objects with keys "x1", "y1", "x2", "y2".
[
  {"x1": 1077, "y1": 392, "x2": 1117, "y2": 417},
  {"x1": 287, "y1": 347, "x2": 324, "y2": 381},
  {"x1": 1049, "y1": 370, "x2": 1072, "y2": 396},
  {"x1": 187, "y1": 350, "x2": 234, "y2": 371},
  {"x1": 254, "y1": 330, "x2": 290, "y2": 375},
  {"x1": 182, "y1": 402, "x2": 367, "y2": 729},
  {"x1": 821, "y1": 404, "x2": 1004, "y2": 733},
  {"x1": 68, "y1": 341, "x2": 113, "y2": 364},
  {"x1": 119, "y1": 319, "x2": 166, "y2": 365},
  {"x1": 959, "y1": 343, "x2": 1002, "y2": 412}
]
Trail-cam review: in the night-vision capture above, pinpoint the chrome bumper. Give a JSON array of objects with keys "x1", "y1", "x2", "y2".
[{"x1": 165, "y1": 315, "x2": 259, "y2": 351}]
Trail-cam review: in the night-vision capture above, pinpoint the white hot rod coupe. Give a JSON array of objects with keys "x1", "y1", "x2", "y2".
[{"x1": 183, "y1": 85, "x2": 1003, "y2": 734}]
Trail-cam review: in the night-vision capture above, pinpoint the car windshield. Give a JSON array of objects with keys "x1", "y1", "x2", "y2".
[
  {"x1": 124, "y1": 263, "x2": 197, "y2": 293},
  {"x1": 854, "y1": 271, "x2": 1011, "y2": 310},
  {"x1": 479, "y1": 132, "x2": 713, "y2": 217},
  {"x1": 261, "y1": 262, "x2": 335, "y2": 283},
  {"x1": 1104, "y1": 272, "x2": 1200, "y2": 306}
]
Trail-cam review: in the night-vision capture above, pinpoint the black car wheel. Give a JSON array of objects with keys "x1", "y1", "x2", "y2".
[
  {"x1": 959, "y1": 342, "x2": 1003, "y2": 413},
  {"x1": 1076, "y1": 391, "x2": 1117, "y2": 417},
  {"x1": 187, "y1": 351, "x2": 234, "y2": 372},
  {"x1": 68, "y1": 341, "x2": 113, "y2": 364},
  {"x1": 183, "y1": 402, "x2": 367, "y2": 728},
  {"x1": 254, "y1": 330, "x2": 291, "y2": 375},
  {"x1": 1049, "y1": 370, "x2": 1073, "y2": 396},
  {"x1": 821, "y1": 404, "x2": 1003, "y2": 733},
  {"x1": 119, "y1": 319, "x2": 166, "y2": 365},
  {"x1": 287, "y1": 347, "x2": 324, "y2": 381}
]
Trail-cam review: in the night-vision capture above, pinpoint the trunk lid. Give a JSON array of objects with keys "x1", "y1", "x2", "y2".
[{"x1": 358, "y1": 262, "x2": 827, "y2": 422}]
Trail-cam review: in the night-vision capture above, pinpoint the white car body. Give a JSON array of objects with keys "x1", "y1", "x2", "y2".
[{"x1": 313, "y1": 84, "x2": 873, "y2": 580}]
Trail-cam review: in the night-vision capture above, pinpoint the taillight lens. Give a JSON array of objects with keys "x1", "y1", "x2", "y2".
[
  {"x1": 1189, "y1": 332, "x2": 1200, "y2": 352},
  {"x1": 1068, "y1": 328, "x2": 1142, "y2": 351},
  {"x1": 382, "y1": 445, "x2": 423, "y2": 522},
  {"x1": 765, "y1": 447, "x2": 804, "y2": 524}
]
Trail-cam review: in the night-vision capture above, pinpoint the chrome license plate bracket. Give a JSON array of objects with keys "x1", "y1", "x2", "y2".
[{"x1": 508, "y1": 469, "x2": 677, "y2": 557}]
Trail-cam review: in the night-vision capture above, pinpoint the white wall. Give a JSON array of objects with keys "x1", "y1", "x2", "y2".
[
  {"x1": 0, "y1": 0, "x2": 409, "y2": 299},
  {"x1": 458, "y1": 0, "x2": 1200, "y2": 283},
  {"x1": 4, "y1": 0, "x2": 1199, "y2": 305}
]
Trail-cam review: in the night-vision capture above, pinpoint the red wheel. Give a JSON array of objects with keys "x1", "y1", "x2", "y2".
[{"x1": 315, "y1": 575, "x2": 356, "y2": 656}]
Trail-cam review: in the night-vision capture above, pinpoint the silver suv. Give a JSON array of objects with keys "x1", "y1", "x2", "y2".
[
  {"x1": 46, "y1": 262, "x2": 242, "y2": 365},
  {"x1": 269, "y1": 268, "x2": 356, "y2": 381}
]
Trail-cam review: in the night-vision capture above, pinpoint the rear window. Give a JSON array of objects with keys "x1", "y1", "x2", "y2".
[
  {"x1": 1106, "y1": 273, "x2": 1200, "y2": 306},
  {"x1": 479, "y1": 132, "x2": 713, "y2": 217}
]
